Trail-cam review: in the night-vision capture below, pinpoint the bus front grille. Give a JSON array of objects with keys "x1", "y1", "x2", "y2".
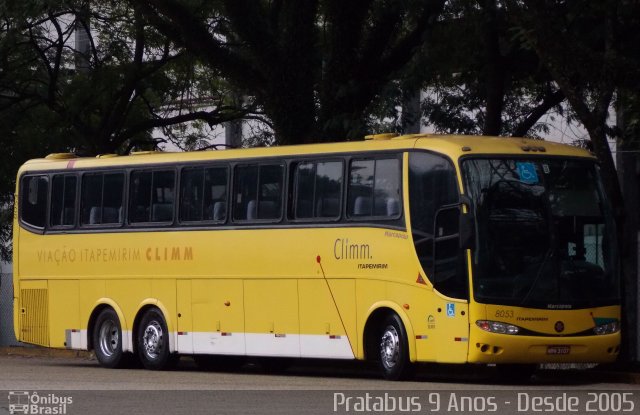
[{"x1": 20, "y1": 289, "x2": 49, "y2": 347}]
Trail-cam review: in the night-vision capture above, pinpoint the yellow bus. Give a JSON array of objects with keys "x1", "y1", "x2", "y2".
[{"x1": 12, "y1": 134, "x2": 620, "y2": 380}]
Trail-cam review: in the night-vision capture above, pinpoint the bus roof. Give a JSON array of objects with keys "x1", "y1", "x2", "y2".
[{"x1": 18, "y1": 134, "x2": 595, "y2": 173}]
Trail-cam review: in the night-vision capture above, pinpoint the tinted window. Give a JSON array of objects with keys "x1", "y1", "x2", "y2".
[
  {"x1": 81, "y1": 172, "x2": 125, "y2": 225},
  {"x1": 180, "y1": 166, "x2": 228, "y2": 222},
  {"x1": 130, "y1": 170, "x2": 175, "y2": 223},
  {"x1": 409, "y1": 152, "x2": 464, "y2": 298},
  {"x1": 408, "y1": 153, "x2": 458, "y2": 234},
  {"x1": 295, "y1": 163, "x2": 314, "y2": 218},
  {"x1": 21, "y1": 175, "x2": 48, "y2": 228},
  {"x1": 463, "y1": 159, "x2": 618, "y2": 308},
  {"x1": 103, "y1": 173, "x2": 125, "y2": 223},
  {"x1": 348, "y1": 158, "x2": 401, "y2": 218},
  {"x1": 50, "y1": 175, "x2": 77, "y2": 227},
  {"x1": 233, "y1": 164, "x2": 283, "y2": 221},
  {"x1": 294, "y1": 161, "x2": 343, "y2": 219}
]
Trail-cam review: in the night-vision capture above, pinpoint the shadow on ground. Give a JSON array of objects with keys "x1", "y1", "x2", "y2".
[{"x1": 168, "y1": 356, "x2": 635, "y2": 385}]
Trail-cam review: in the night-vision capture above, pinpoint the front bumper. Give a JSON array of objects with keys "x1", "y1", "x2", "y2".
[{"x1": 467, "y1": 325, "x2": 620, "y2": 364}]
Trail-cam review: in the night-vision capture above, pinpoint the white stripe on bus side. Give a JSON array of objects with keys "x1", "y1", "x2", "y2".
[
  {"x1": 69, "y1": 329, "x2": 354, "y2": 359},
  {"x1": 178, "y1": 332, "x2": 354, "y2": 359}
]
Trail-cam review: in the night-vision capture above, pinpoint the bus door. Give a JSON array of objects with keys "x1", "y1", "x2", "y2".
[
  {"x1": 408, "y1": 151, "x2": 470, "y2": 362},
  {"x1": 430, "y1": 205, "x2": 470, "y2": 363}
]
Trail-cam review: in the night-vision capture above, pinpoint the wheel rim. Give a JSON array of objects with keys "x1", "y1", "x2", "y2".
[
  {"x1": 98, "y1": 319, "x2": 119, "y2": 358},
  {"x1": 142, "y1": 320, "x2": 164, "y2": 360},
  {"x1": 380, "y1": 325, "x2": 400, "y2": 370}
]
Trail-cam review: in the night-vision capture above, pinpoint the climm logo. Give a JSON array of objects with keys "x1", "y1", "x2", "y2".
[
  {"x1": 145, "y1": 246, "x2": 193, "y2": 261},
  {"x1": 334, "y1": 238, "x2": 372, "y2": 260}
]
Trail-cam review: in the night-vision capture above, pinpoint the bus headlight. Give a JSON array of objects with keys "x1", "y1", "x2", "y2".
[
  {"x1": 476, "y1": 320, "x2": 520, "y2": 335},
  {"x1": 593, "y1": 320, "x2": 619, "y2": 335}
]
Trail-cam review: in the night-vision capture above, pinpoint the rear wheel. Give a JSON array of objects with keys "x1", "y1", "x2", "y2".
[
  {"x1": 137, "y1": 308, "x2": 178, "y2": 370},
  {"x1": 378, "y1": 314, "x2": 413, "y2": 380},
  {"x1": 93, "y1": 308, "x2": 127, "y2": 368}
]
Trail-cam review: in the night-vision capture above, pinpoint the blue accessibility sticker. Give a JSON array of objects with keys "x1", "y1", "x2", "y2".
[
  {"x1": 516, "y1": 162, "x2": 539, "y2": 184},
  {"x1": 446, "y1": 303, "x2": 455, "y2": 318}
]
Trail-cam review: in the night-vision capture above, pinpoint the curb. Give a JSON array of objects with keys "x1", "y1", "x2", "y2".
[{"x1": 0, "y1": 345, "x2": 92, "y2": 359}]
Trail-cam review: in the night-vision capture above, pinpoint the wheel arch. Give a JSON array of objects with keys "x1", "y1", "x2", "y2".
[
  {"x1": 362, "y1": 302, "x2": 416, "y2": 362},
  {"x1": 87, "y1": 299, "x2": 127, "y2": 352},
  {"x1": 132, "y1": 299, "x2": 176, "y2": 354}
]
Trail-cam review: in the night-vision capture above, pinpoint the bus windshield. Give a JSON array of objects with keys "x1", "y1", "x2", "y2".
[{"x1": 462, "y1": 158, "x2": 620, "y2": 309}]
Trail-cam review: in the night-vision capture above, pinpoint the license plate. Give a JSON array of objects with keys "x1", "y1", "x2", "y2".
[{"x1": 547, "y1": 345, "x2": 571, "y2": 355}]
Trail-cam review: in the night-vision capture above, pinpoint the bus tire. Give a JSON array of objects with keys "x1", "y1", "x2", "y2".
[
  {"x1": 378, "y1": 313, "x2": 413, "y2": 380},
  {"x1": 93, "y1": 308, "x2": 127, "y2": 368},
  {"x1": 137, "y1": 308, "x2": 178, "y2": 370}
]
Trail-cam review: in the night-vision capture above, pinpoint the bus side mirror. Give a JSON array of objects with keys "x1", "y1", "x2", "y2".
[{"x1": 459, "y1": 195, "x2": 475, "y2": 250}]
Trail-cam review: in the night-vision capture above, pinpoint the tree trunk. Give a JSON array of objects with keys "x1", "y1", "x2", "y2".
[{"x1": 481, "y1": 0, "x2": 505, "y2": 136}]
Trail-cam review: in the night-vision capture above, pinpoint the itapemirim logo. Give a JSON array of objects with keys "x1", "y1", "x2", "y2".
[{"x1": 8, "y1": 391, "x2": 73, "y2": 414}]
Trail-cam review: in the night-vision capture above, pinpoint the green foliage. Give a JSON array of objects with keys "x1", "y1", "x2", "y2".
[
  {"x1": 0, "y1": 0, "x2": 250, "y2": 259},
  {"x1": 397, "y1": 0, "x2": 566, "y2": 137},
  {"x1": 504, "y1": 0, "x2": 640, "y2": 214},
  {"x1": 139, "y1": 0, "x2": 448, "y2": 143}
]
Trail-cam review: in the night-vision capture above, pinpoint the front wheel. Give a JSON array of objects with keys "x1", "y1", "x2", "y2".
[
  {"x1": 137, "y1": 308, "x2": 178, "y2": 370},
  {"x1": 378, "y1": 314, "x2": 413, "y2": 380}
]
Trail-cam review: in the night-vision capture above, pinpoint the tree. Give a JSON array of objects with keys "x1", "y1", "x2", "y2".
[
  {"x1": 0, "y1": 0, "x2": 254, "y2": 260},
  {"x1": 406, "y1": 0, "x2": 567, "y2": 138},
  {"x1": 0, "y1": 0, "x2": 252, "y2": 156},
  {"x1": 138, "y1": 0, "x2": 447, "y2": 144},
  {"x1": 504, "y1": 0, "x2": 633, "y2": 215}
]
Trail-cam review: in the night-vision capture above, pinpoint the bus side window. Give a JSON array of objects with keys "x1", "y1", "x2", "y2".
[
  {"x1": 348, "y1": 158, "x2": 400, "y2": 219},
  {"x1": 50, "y1": 174, "x2": 77, "y2": 227},
  {"x1": 204, "y1": 167, "x2": 228, "y2": 222},
  {"x1": 233, "y1": 164, "x2": 283, "y2": 222},
  {"x1": 258, "y1": 165, "x2": 283, "y2": 219},
  {"x1": 233, "y1": 165, "x2": 258, "y2": 221},
  {"x1": 103, "y1": 173, "x2": 124, "y2": 224},
  {"x1": 294, "y1": 162, "x2": 315, "y2": 218},
  {"x1": 180, "y1": 166, "x2": 228, "y2": 223},
  {"x1": 20, "y1": 175, "x2": 49, "y2": 229},
  {"x1": 130, "y1": 170, "x2": 175, "y2": 224},
  {"x1": 293, "y1": 160, "x2": 343, "y2": 220},
  {"x1": 81, "y1": 172, "x2": 124, "y2": 226}
]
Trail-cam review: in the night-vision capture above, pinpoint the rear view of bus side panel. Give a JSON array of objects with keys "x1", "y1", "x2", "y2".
[
  {"x1": 17, "y1": 279, "x2": 49, "y2": 347},
  {"x1": 48, "y1": 280, "x2": 80, "y2": 348}
]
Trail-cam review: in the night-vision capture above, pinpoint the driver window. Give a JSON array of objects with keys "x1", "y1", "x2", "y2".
[{"x1": 409, "y1": 152, "x2": 466, "y2": 299}]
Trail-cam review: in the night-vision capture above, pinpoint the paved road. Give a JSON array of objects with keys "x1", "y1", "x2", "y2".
[{"x1": 0, "y1": 355, "x2": 638, "y2": 414}]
